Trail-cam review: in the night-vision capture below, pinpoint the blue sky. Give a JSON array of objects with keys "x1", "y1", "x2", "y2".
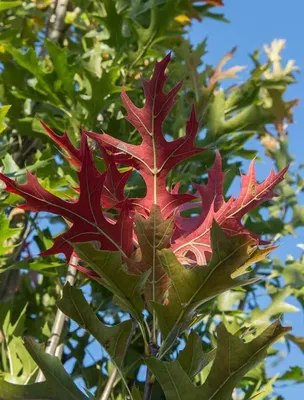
[{"x1": 188, "y1": 1, "x2": 303, "y2": 398}]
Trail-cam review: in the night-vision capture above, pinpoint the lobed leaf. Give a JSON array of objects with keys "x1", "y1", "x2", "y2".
[
  {"x1": 72, "y1": 243, "x2": 149, "y2": 323},
  {"x1": 153, "y1": 223, "x2": 275, "y2": 354},
  {"x1": 57, "y1": 283, "x2": 133, "y2": 367},
  {"x1": 172, "y1": 152, "x2": 287, "y2": 264},
  {"x1": 127, "y1": 205, "x2": 175, "y2": 304},
  {"x1": 146, "y1": 320, "x2": 290, "y2": 400},
  {"x1": 178, "y1": 330, "x2": 216, "y2": 378},
  {"x1": 85, "y1": 54, "x2": 205, "y2": 217},
  {"x1": 0, "y1": 136, "x2": 133, "y2": 261},
  {"x1": 21, "y1": 337, "x2": 87, "y2": 400}
]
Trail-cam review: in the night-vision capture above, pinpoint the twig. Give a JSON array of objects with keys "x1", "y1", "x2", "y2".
[
  {"x1": 143, "y1": 342, "x2": 158, "y2": 400},
  {"x1": 99, "y1": 318, "x2": 138, "y2": 400},
  {"x1": 143, "y1": 368, "x2": 153, "y2": 400},
  {"x1": 35, "y1": 257, "x2": 77, "y2": 382},
  {"x1": 48, "y1": 0, "x2": 69, "y2": 43},
  {"x1": 0, "y1": 210, "x2": 32, "y2": 302},
  {"x1": 99, "y1": 369, "x2": 118, "y2": 400}
]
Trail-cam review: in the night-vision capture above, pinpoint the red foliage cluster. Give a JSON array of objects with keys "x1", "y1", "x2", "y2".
[{"x1": 0, "y1": 54, "x2": 287, "y2": 273}]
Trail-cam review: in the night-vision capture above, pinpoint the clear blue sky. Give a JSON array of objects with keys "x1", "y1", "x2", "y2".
[{"x1": 188, "y1": 1, "x2": 303, "y2": 398}]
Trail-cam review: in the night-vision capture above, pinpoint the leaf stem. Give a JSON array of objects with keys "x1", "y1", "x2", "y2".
[{"x1": 35, "y1": 257, "x2": 77, "y2": 383}]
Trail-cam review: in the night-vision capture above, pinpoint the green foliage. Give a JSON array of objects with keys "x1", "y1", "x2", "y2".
[
  {"x1": 152, "y1": 223, "x2": 273, "y2": 355},
  {"x1": 146, "y1": 321, "x2": 289, "y2": 400},
  {"x1": 0, "y1": 337, "x2": 88, "y2": 400},
  {"x1": 72, "y1": 243, "x2": 150, "y2": 326},
  {"x1": 57, "y1": 283, "x2": 133, "y2": 368}
]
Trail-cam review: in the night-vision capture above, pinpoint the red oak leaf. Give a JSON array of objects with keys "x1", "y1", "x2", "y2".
[
  {"x1": 41, "y1": 121, "x2": 131, "y2": 208},
  {"x1": 99, "y1": 147, "x2": 133, "y2": 209},
  {"x1": 0, "y1": 137, "x2": 133, "y2": 261},
  {"x1": 84, "y1": 53, "x2": 205, "y2": 217},
  {"x1": 172, "y1": 153, "x2": 288, "y2": 264},
  {"x1": 41, "y1": 121, "x2": 83, "y2": 169}
]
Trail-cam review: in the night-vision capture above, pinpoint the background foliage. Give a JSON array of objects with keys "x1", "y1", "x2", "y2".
[{"x1": 0, "y1": 0, "x2": 303, "y2": 399}]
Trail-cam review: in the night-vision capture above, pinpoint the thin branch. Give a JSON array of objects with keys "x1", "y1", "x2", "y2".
[
  {"x1": 143, "y1": 367, "x2": 153, "y2": 400},
  {"x1": 99, "y1": 318, "x2": 138, "y2": 400},
  {"x1": 143, "y1": 342, "x2": 158, "y2": 400},
  {"x1": 35, "y1": 257, "x2": 77, "y2": 383},
  {"x1": 0, "y1": 210, "x2": 32, "y2": 302},
  {"x1": 48, "y1": 0, "x2": 69, "y2": 43},
  {"x1": 99, "y1": 369, "x2": 118, "y2": 400},
  {"x1": 54, "y1": 342, "x2": 64, "y2": 360}
]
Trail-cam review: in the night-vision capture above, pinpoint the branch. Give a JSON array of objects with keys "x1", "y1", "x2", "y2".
[
  {"x1": 99, "y1": 369, "x2": 118, "y2": 400},
  {"x1": 144, "y1": 342, "x2": 158, "y2": 400},
  {"x1": 0, "y1": 210, "x2": 31, "y2": 301},
  {"x1": 143, "y1": 368, "x2": 153, "y2": 400},
  {"x1": 99, "y1": 318, "x2": 138, "y2": 400},
  {"x1": 35, "y1": 257, "x2": 77, "y2": 383},
  {"x1": 48, "y1": 0, "x2": 69, "y2": 43}
]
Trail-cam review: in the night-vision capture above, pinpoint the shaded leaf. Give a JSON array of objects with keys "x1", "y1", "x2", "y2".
[
  {"x1": 178, "y1": 330, "x2": 216, "y2": 378},
  {"x1": 0, "y1": 380, "x2": 50, "y2": 400},
  {"x1": 72, "y1": 242, "x2": 149, "y2": 323},
  {"x1": 128, "y1": 205, "x2": 175, "y2": 304},
  {"x1": 201, "y1": 321, "x2": 290, "y2": 399},
  {"x1": 57, "y1": 283, "x2": 132, "y2": 367},
  {"x1": 23, "y1": 337, "x2": 87, "y2": 400},
  {"x1": 146, "y1": 321, "x2": 290, "y2": 400},
  {"x1": 153, "y1": 223, "x2": 274, "y2": 354}
]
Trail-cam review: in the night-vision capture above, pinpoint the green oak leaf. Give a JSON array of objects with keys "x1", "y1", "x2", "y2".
[
  {"x1": 0, "y1": 1, "x2": 21, "y2": 12},
  {"x1": 132, "y1": 385, "x2": 143, "y2": 400},
  {"x1": 57, "y1": 283, "x2": 132, "y2": 368},
  {"x1": 128, "y1": 204, "x2": 175, "y2": 304},
  {"x1": 146, "y1": 320, "x2": 290, "y2": 400},
  {"x1": 251, "y1": 288, "x2": 299, "y2": 334},
  {"x1": 0, "y1": 380, "x2": 50, "y2": 400},
  {"x1": 201, "y1": 321, "x2": 290, "y2": 399},
  {"x1": 0, "y1": 213, "x2": 21, "y2": 256},
  {"x1": 4, "y1": 46, "x2": 63, "y2": 108},
  {"x1": 45, "y1": 40, "x2": 77, "y2": 97},
  {"x1": 286, "y1": 334, "x2": 304, "y2": 353},
  {"x1": 279, "y1": 366, "x2": 304, "y2": 382},
  {"x1": 72, "y1": 243, "x2": 150, "y2": 323},
  {"x1": 178, "y1": 330, "x2": 216, "y2": 379},
  {"x1": 152, "y1": 222, "x2": 274, "y2": 355},
  {"x1": 22, "y1": 337, "x2": 87, "y2": 400}
]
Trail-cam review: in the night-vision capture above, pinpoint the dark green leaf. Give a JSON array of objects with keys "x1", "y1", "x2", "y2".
[
  {"x1": 23, "y1": 337, "x2": 87, "y2": 400},
  {"x1": 146, "y1": 321, "x2": 290, "y2": 400},
  {"x1": 152, "y1": 223, "x2": 273, "y2": 355},
  {"x1": 72, "y1": 243, "x2": 149, "y2": 323},
  {"x1": 57, "y1": 283, "x2": 132, "y2": 367},
  {"x1": 178, "y1": 330, "x2": 216, "y2": 378}
]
